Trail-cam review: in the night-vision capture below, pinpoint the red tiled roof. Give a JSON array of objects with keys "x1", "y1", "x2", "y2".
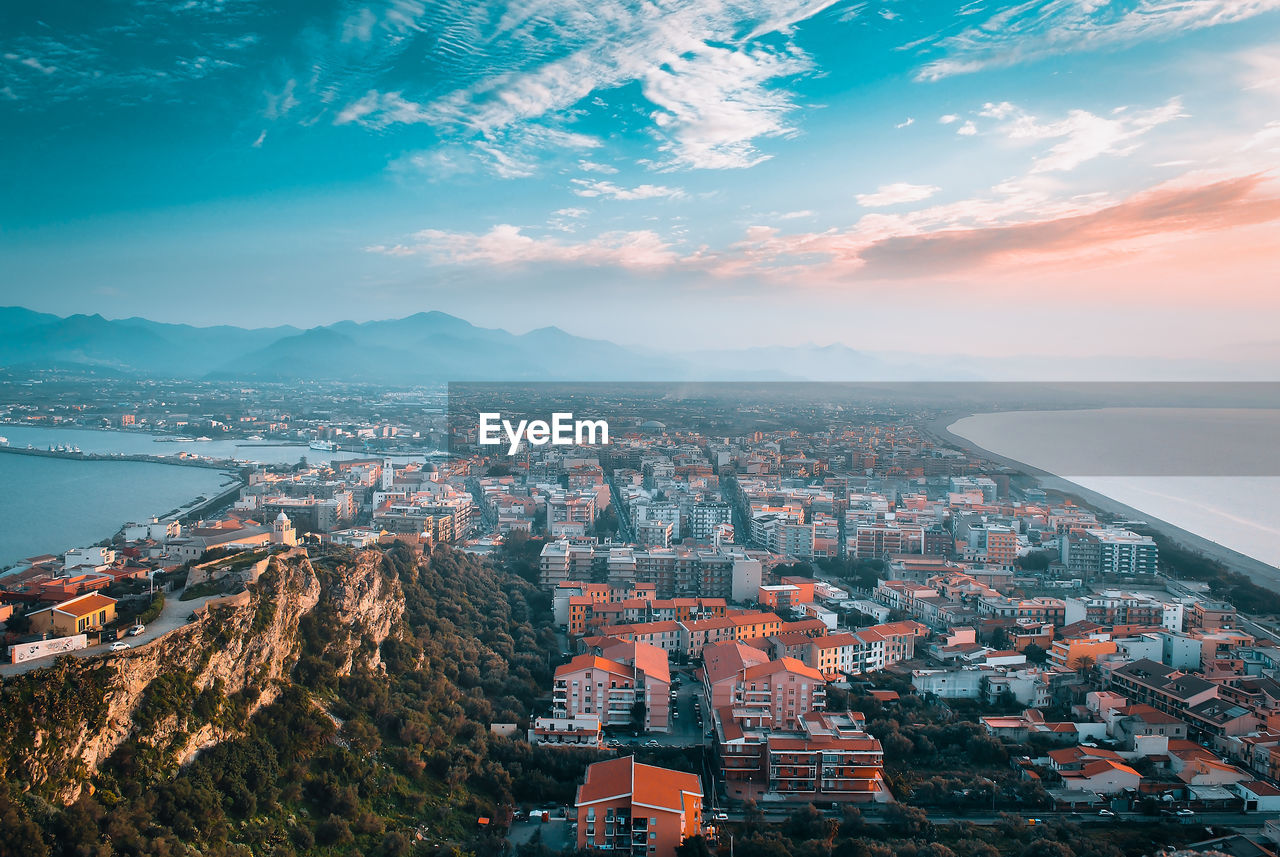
[
  {"x1": 575, "y1": 756, "x2": 701, "y2": 812},
  {"x1": 53, "y1": 592, "x2": 116, "y2": 616}
]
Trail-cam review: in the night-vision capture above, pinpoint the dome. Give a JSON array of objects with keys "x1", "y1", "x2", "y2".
[
  {"x1": 424, "y1": 462, "x2": 439, "y2": 473},
  {"x1": 275, "y1": 511, "x2": 290, "y2": 523}
]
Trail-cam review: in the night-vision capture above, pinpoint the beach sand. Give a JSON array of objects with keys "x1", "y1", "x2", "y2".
[{"x1": 924, "y1": 410, "x2": 1280, "y2": 590}]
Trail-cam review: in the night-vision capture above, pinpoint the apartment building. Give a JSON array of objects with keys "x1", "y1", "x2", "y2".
[
  {"x1": 540, "y1": 540, "x2": 599, "y2": 587},
  {"x1": 1064, "y1": 590, "x2": 1182, "y2": 631},
  {"x1": 850, "y1": 522, "x2": 925, "y2": 560},
  {"x1": 1109, "y1": 658, "x2": 1219, "y2": 719},
  {"x1": 1064, "y1": 528, "x2": 1158, "y2": 576},
  {"x1": 717, "y1": 711, "x2": 888, "y2": 805},
  {"x1": 575, "y1": 757, "x2": 703, "y2": 857},
  {"x1": 709, "y1": 654, "x2": 826, "y2": 732},
  {"x1": 553, "y1": 644, "x2": 671, "y2": 732}
]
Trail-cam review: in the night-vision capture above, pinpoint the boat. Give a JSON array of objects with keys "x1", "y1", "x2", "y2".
[
  {"x1": 246, "y1": 435, "x2": 264, "y2": 441},
  {"x1": 0, "y1": 436, "x2": 8, "y2": 446},
  {"x1": 309, "y1": 439, "x2": 337, "y2": 451},
  {"x1": 194, "y1": 436, "x2": 213, "y2": 442}
]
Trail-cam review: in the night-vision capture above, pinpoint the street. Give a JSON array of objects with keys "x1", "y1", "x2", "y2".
[{"x1": 1, "y1": 587, "x2": 223, "y2": 676}]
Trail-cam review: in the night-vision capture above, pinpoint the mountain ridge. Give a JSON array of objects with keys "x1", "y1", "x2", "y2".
[{"x1": 2, "y1": 306, "x2": 1276, "y2": 382}]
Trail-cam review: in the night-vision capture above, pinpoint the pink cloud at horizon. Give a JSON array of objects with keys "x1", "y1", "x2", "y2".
[{"x1": 368, "y1": 170, "x2": 1280, "y2": 305}]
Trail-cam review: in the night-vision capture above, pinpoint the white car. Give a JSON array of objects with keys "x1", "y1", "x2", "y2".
[
  {"x1": 714, "y1": 812, "x2": 729, "y2": 822},
  {"x1": 1176, "y1": 809, "x2": 1195, "y2": 817},
  {"x1": 109, "y1": 641, "x2": 131, "y2": 652},
  {"x1": 128, "y1": 624, "x2": 146, "y2": 636},
  {"x1": 1098, "y1": 809, "x2": 1115, "y2": 817}
]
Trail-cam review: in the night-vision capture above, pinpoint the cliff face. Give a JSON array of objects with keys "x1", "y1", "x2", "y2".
[{"x1": 4, "y1": 548, "x2": 403, "y2": 804}]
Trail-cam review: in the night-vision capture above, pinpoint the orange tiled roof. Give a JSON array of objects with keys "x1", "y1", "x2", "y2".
[
  {"x1": 53, "y1": 592, "x2": 116, "y2": 616},
  {"x1": 576, "y1": 756, "x2": 701, "y2": 812}
]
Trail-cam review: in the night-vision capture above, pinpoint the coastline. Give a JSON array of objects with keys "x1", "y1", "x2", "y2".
[
  {"x1": 924, "y1": 409, "x2": 1280, "y2": 590},
  {"x1": 0, "y1": 455, "x2": 243, "y2": 570}
]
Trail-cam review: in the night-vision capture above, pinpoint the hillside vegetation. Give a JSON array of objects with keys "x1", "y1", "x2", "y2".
[{"x1": 0, "y1": 543, "x2": 602, "y2": 857}]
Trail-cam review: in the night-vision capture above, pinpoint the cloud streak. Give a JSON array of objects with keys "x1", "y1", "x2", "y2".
[
  {"x1": 569, "y1": 179, "x2": 686, "y2": 200},
  {"x1": 856, "y1": 182, "x2": 941, "y2": 207},
  {"x1": 316, "y1": 0, "x2": 838, "y2": 173},
  {"x1": 367, "y1": 224, "x2": 681, "y2": 269},
  {"x1": 916, "y1": 0, "x2": 1280, "y2": 81},
  {"x1": 369, "y1": 173, "x2": 1280, "y2": 287}
]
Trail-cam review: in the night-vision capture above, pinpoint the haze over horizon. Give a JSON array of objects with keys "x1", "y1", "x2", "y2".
[{"x1": 4, "y1": 1, "x2": 1280, "y2": 356}]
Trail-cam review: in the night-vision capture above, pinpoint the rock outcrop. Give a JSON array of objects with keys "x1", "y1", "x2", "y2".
[{"x1": 1, "y1": 547, "x2": 403, "y2": 804}]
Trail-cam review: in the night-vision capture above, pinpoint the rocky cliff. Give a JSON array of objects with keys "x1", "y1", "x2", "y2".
[{"x1": 0, "y1": 547, "x2": 403, "y2": 804}]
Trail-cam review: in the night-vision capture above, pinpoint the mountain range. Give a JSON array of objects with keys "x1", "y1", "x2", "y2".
[{"x1": 0, "y1": 306, "x2": 1274, "y2": 382}]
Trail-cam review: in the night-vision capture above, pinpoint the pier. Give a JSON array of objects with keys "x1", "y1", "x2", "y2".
[{"x1": 0, "y1": 443, "x2": 240, "y2": 471}]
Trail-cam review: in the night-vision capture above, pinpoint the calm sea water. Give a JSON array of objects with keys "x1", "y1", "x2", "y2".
[
  {"x1": 0, "y1": 424, "x2": 379, "y2": 466},
  {"x1": 950, "y1": 408, "x2": 1280, "y2": 569},
  {"x1": 0, "y1": 425, "x2": 432, "y2": 569},
  {"x1": 0, "y1": 454, "x2": 234, "y2": 567}
]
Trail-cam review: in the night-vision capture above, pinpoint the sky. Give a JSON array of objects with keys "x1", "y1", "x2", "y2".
[{"x1": 2, "y1": 0, "x2": 1279, "y2": 357}]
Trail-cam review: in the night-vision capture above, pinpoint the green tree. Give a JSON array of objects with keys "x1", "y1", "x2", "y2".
[
  {"x1": 631, "y1": 699, "x2": 647, "y2": 732},
  {"x1": 676, "y1": 835, "x2": 716, "y2": 857}
]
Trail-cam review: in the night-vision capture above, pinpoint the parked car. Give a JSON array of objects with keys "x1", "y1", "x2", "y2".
[
  {"x1": 128, "y1": 624, "x2": 145, "y2": 636},
  {"x1": 109, "y1": 642, "x2": 131, "y2": 652},
  {"x1": 1098, "y1": 809, "x2": 1116, "y2": 817},
  {"x1": 714, "y1": 812, "x2": 728, "y2": 821},
  {"x1": 643, "y1": 740, "x2": 660, "y2": 747},
  {"x1": 1176, "y1": 809, "x2": 1195, "y2": 817}
]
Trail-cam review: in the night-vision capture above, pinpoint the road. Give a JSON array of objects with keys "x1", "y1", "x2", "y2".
[
  {"x1": 608, "y1": 477, "x2": 635, "y2": 542},
  {"x1": 1, "y1": 587, "x2": 222, "y2": 676},
  {"x1": 708, "y1": 804, "x2": 1280, "y2": 828}
]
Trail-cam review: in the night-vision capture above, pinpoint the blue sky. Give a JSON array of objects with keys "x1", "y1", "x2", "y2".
[{"x1": 2, "y1": 0, "x2": 1279, "y2": 356}]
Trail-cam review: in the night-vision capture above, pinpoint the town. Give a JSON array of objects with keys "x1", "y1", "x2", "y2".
[{"x1": 4, "y1": 382, "x2": 1280, "y2": 857}]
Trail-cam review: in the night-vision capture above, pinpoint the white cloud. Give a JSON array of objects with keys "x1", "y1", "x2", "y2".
[
  {"x1": 579, "y1": 160, "x2": 619, "y2": 174},
  {"x1": 4, "y1": 53, "x2": 56, "y2": 75},
  {"x1": 264, "y1": 79, "x2": 298, "y2": 120},
  {"x1": 368, "y1": 223, "x2": 682, "y2": 269},
  {"x1": 856, "y1": 182, "x2": 941, "y2": 207},
  {"x1": 895, "y1": 117, "x2": 914, "y2": 128},
  {"x1": 570, "y1": 179, "x2": 686, "y2": 200},
  {"x1": 334, "y1": 89, "x2": 428, "y2": 127},
  {"x1": 1240, "y1": 44, "x2": 1280, "y2": 93},
  {"x1": 403, "y1": 0, "x2": 838, "y2": 172},
  {"x1": 252, "y1": 130, "x2": 267, "y2": 148},
  {"x1": 939, "y1": 114, "x2": 959, "y2": 124},
  {"x1": 917, "y1": 0, "x2": 1280, "y2": 81},
  {"x1": 554, "y1": 208, "x2": 590, "y2": 218},
  {"x1": 991, "y1": 98, "x2": 1186, "y2": 173},
  {"x1": 978, "y1": 101, "x2": 1016, "y2": 119},
  {"x1": 641, "y1": 41, "x2": 813, "y2": 169},
  {"x1": 957, "y1": 121, "x2": 977, "y2": 136}
]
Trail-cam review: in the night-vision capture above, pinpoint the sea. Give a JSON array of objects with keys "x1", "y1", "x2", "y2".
[
  {"x1": 949, "y1": 408, "x2": 1280, "y2": 569},
  {"x1": 0, "y1": 425, "x2": 432, "y2": 569}
]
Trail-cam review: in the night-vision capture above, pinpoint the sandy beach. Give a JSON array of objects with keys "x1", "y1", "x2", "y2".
[{"x1": 924, "y1": 410, "x2": 1280, "y2": 591}]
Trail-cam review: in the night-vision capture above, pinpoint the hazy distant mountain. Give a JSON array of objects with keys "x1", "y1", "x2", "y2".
[
  {"x1": 0, "y1": 311, "x2": 300, "y2": 377},
  {"x1": 1, "y1": 306, "x2": 1274, "y2": 382},
  {"x1": 0, "y1": 307, "x2": 694, "y2": 382},
  {"x1": 213, "y1": 312, "x2": 692, "y2": 382}
]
